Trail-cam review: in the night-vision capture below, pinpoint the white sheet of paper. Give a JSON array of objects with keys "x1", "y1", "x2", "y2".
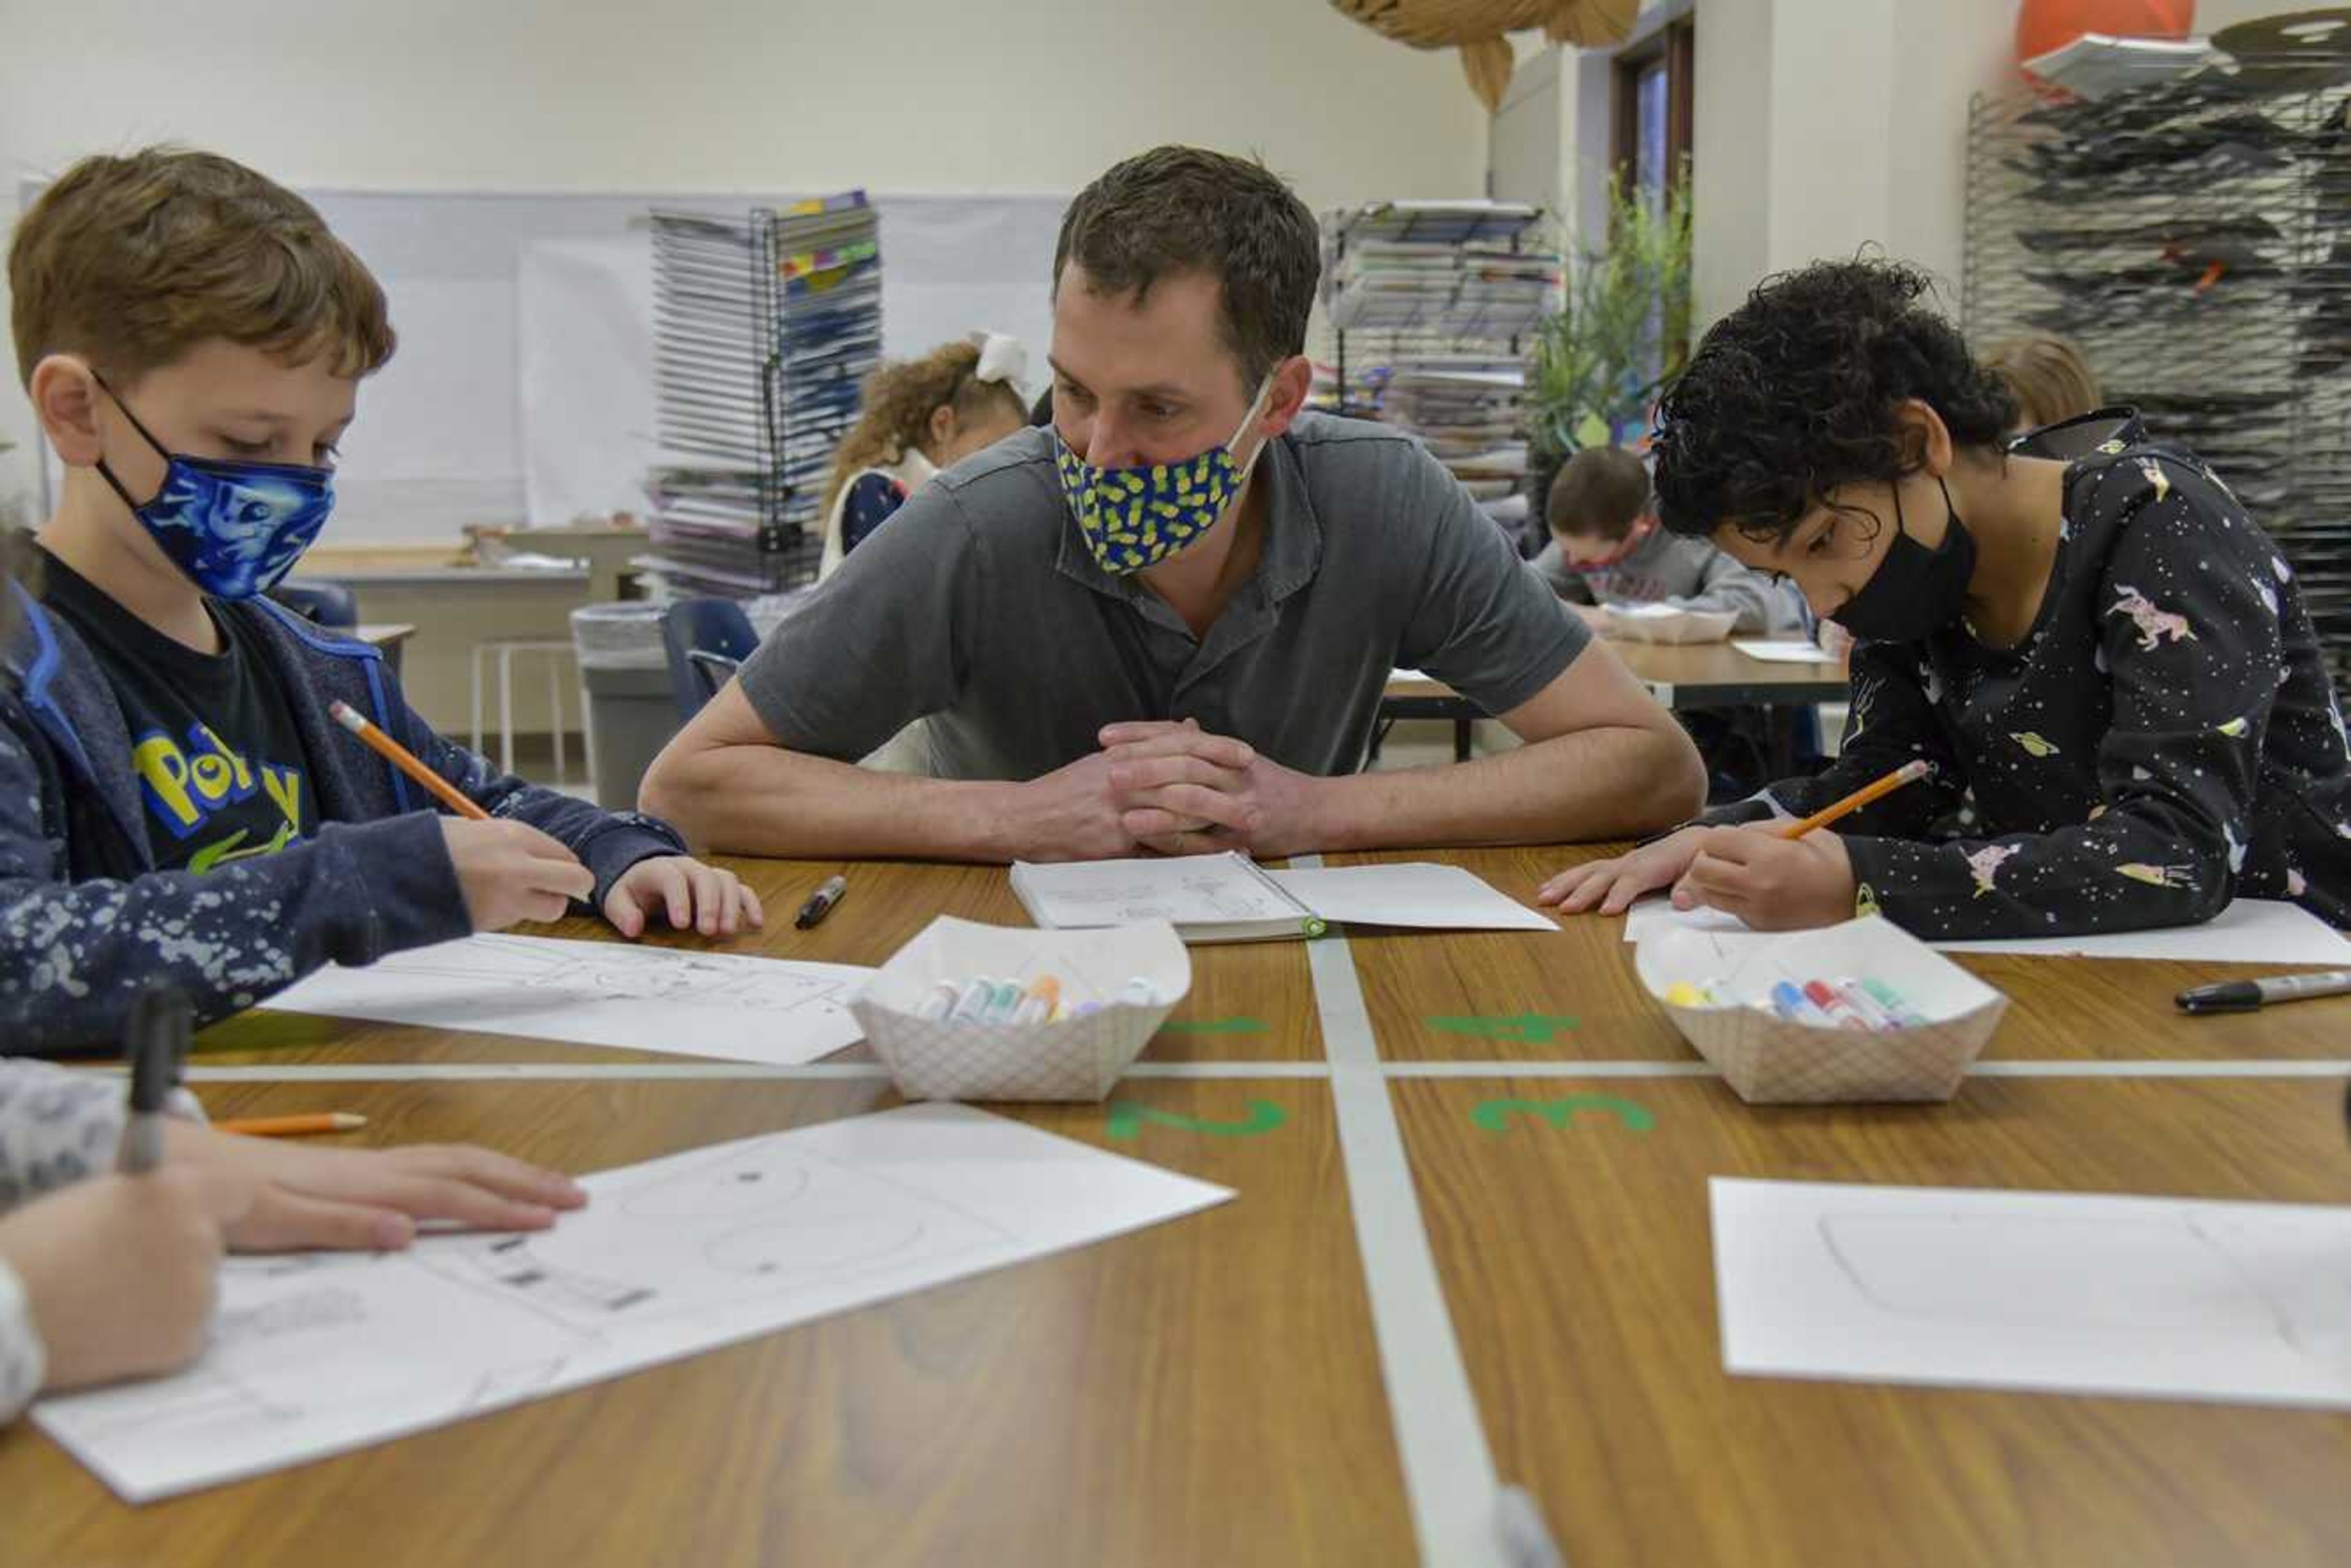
[
  {"x1": 1013, "y1": 852, "x2": 1300, "y2": 928},
  {"x1": 1622, "y1": 896, "x2": 2351, "y2": 965},
  {"x1": 1712, "y1": 1177, "x2": 2351, "y2": 1409},
  {"x1": 1267, "y1": 863, "x2": 1560, "y2": 932},
  {"x1": 260, "y1": 934, "x2": 873, "y2": 1065},
  {"x1": 1731, "y1": 639, "x2": 1841, "y2": 664},
  {"x1": 36, "y1": 1105, "x2": 1234, "y2": 1502}
]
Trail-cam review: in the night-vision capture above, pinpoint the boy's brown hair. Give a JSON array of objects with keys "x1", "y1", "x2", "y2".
[
  {"x1": 10, "y1": 146, "x2": 395, "y2": 391},
  {"x1": 1546, "y1": 445, "x2": 1652, "y2": 542},
  {"x1": 1054, "y1": 146, "x2": 1321, "y2": 391},
  {"x1": 1981, "y1": 334, "x2": 2101, "y2": 432}
]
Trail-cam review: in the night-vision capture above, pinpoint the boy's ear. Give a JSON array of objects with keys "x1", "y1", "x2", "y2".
[{"x1": 28, "y1": 355, "x2": 105, "y2": 465}]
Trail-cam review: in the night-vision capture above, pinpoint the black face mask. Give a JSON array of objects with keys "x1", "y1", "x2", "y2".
[{"x1": 1828, "y1": 475, "x2": 1976, "y2": 642}]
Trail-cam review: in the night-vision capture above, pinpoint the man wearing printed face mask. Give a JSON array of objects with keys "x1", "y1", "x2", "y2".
[{"x1": 645, "y1": 146, "x2": 1704, "y2": 863}]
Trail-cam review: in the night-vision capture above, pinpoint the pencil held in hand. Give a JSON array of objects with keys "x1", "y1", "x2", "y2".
[
  {"x1": 329, "y1": 700, "x2": 489, "y2": 820},
  {"x1": 1778, "y1": 759, "x2": 1935, "y2": 839}
]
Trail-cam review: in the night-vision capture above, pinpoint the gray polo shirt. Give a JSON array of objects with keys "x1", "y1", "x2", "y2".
[{"x1": 737, "y1": 413, "x2": 1589, "y2": 779}]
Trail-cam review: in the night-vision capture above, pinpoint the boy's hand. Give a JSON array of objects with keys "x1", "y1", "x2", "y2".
[
  {"x1": 603, "y1": 855, "x2": 763, "y2": 939},
  {"x1": 440, "y1": 819, "x2": 596, "y2": 930},
  {"x1": 0, "y1": 1166, "x2": 249, "y2": 1392},
  {"x1": 1671, "y1": 825, "x2": 1858, "y2": 930},
  {"x1": 165, "y1": 1121, "x2": 587, "y2": 1253}
]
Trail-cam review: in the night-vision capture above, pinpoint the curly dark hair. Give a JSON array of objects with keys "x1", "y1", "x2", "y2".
[{"x1": 1651, "y1": 259, "x2": 2018, "y2": 544}]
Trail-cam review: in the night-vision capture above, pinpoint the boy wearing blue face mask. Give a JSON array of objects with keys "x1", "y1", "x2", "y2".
[
  {"x1": 1540, "y1": 259, "x2": 2351, "y2": 937},
  {"x1": 0, "y1": 148, "x2": 762, "y2": 1055}
]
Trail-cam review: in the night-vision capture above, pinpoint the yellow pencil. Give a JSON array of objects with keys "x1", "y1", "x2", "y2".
[
  {"x1": 215, "y1": 1112, "x2": 369, "y2": 1138},
  {"x1": 328, "y1": 700, "x2": 490, "y2": 820},
  {"x1": 1777, "y1": 759, "x2": 1935, "y2": 839}
]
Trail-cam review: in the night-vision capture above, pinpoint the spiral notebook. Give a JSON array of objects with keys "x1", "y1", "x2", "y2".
[{"x1": 1009, "y1": 851, "x2": 1558, "y2": 944}]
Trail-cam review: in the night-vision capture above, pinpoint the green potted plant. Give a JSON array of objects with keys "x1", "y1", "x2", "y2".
[{"x1": 1524, "y1": 167, "x2": 1693, "y2": 509}]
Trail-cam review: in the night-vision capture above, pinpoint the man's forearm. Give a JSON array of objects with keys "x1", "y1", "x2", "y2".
[
  {"x1": 640, "y1": 743, "x2": 1016, "y2": 861},
  {"x1": 1302, "y1": 722, "x2": 1704, "y2": 852}
]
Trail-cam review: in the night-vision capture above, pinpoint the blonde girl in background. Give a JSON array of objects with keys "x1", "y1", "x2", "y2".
[{"x1": 816, "y1": 331, "x2": 1030, "y2": 579}]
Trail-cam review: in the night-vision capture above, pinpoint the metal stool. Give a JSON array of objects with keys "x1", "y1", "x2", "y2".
[{"x1": 469, "y1": 639, "x2": 574, "y2": 782}]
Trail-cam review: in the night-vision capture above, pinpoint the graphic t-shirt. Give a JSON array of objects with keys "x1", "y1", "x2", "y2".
[{"x1": 37, "y1": 549, "x2": 317, "y2": 873}]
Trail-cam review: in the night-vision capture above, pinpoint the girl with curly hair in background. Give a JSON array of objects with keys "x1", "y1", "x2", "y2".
[
  {"x1": 1539, "y1": 258, "x2": 2350, "y2": 939},
  {"x1": 816, "y1": 332, "x2": 1031, "y2": 579}
]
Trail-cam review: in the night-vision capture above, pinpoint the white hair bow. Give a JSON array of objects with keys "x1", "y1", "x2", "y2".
[{"x1": 968, "y1": 330, "x2": 1029, "y2": 393}]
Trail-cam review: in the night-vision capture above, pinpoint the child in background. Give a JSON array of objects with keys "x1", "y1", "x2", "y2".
[
  {"x1": 1528, "y1": 445, "x2": 1805, "y2": 635},
  {"x1": 2, "y1": 146, "x2": 760, "y2": 1056},
  {"x1": 1542, "y1": 259, "x2": 2350, "y2": 937},
  {"x1": 0, "y1": 1056, "x2": 583, "y2": 1420},
  {"x1": 1982, "y1": 334, "x2": 2104, "y2": 436},
  {"x1": 815, "y1": 332, "x2": 1032, "y2": 578},
  {"x1": 1529, "y1": 445, "x2": 1810, "y2": 798}
]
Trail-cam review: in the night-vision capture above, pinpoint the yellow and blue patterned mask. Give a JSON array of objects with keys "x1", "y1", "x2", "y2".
[{"x1": 1054, "y1": 378, "x2": 1274, "y2": 575}]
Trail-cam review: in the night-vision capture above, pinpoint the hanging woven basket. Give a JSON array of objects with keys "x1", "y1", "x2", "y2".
[{"x1": 1329, "y1": 0, "x2": 1640, "y2": 111}]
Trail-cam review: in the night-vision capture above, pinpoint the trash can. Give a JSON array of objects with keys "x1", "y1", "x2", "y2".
[{"x1": 571, "y1": 604, "x2": 675, "y2": 811}]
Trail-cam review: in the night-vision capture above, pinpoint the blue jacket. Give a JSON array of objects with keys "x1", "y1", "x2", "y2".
[{"x1": 0, "y1": 566, "x2": 686, "y2": 1055}]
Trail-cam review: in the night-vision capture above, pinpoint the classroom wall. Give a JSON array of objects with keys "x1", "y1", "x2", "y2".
[
  {"x1": 0, "y1": 0, "x2": 1493, "y2": 523},
  {"x1": 1691, "y1": 0, "x2": 2017, "y2": 331}
]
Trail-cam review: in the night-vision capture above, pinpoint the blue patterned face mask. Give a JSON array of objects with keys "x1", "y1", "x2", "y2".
[
  {"x1": 1054, "y1": 376, "x2": 1275, "y2": 574},
  {"x1": 95, "y1": 379, "x2": 337, "y2": 600}
]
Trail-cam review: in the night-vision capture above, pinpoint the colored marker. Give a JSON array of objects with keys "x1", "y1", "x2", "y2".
[
  {"x1": 1664, "y1": 981, "x2": 1718, "y2": 1008},
  {"x1": 2177, "y1": 969, "x2": 2351, "y2": 1014},
  {"x1": 1116, "y1": 977, "x2": 1160, "y2": 1008},
  {"x1": 1013, "y1": 975, "x2": 1063, "y2": 1024},
  {"x1": 1858, "y1": 977, "x2": 1929, "y2": 1027},
  {"x1": 117, "y1": 988, "x2": 190, "y2": 1176},
  {"x1": 1829, "y1": 978, "x2": 1896, "y2": 1031},
  {"x1": 1802, "y1": 979, "x2": 1873, "y2": 1031},
  {"x1": 920, "y1": 980, "x2": 961, "y2": 1021},
  {"x1": 948, "y1": 977, "x2": 997, "y2": 1023},
  {"x1": 794, "y1": 874, "x2": 848, "y2": 930},
  {"x1": 1768, "y1": 980, "x2": 1832, "y2": 1026},
  {"x1": 981, "y1": 981, "x2": 1023, "y2": 1023}
]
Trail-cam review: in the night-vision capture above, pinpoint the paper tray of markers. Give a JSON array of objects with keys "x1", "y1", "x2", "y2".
[
  {"x1": 849, "y1": 915, "x2": 1190, "y2": 1103},
  {"x1": 1635, "y1": 917, "x2": 2009, "y2": 1104}
]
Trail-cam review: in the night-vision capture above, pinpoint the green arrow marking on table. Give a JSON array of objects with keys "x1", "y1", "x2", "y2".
[
  {"x1": 1155, "y1": 1017, "x2": 1270, "y2": 1035},
  {"x1": 1470, "y1": 1095, "x2": 1655, "y2": 1135},
  {"x1": 1105, "y1": 1099, "x2": 1288, "y2": 1141},
  {"x1": 1425, "y1": 1012, "x2": 1580, "y2": 1044}
]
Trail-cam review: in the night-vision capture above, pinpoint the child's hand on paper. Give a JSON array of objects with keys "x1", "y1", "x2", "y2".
[
  {"x1": 441, "y1": 818, "x2": 596, "y2": 930},
  {"x1": 1670, "y1": 825, "x2": 1857, "y2": 931},
  {"x1": 0, "y1": 1166, "x2": 248, "y2": 1391},
  {"x1": 603, "y1": 855, "x2": 763, "y2": 939},
  {"x1": 1099, "y1": 718, "x2": 1320, "y2": 858},
  {"x1": 1537, "y1": 826, "x2": 1709, "y2": 913},
  {"x1": 164, "y1": 1122, "x2": 587, "y2": 1253}
]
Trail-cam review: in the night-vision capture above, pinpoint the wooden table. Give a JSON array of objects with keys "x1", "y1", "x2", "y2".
[
  {"x1": 1379, "y1": 640, "x2": 1848, "y2": 763},
  {"x1": 9, "y1": 848, "x2": 2347, "y2": 1567},
  {"x1": 354, "y1": 621, "x2": 417, "y2": 678}
]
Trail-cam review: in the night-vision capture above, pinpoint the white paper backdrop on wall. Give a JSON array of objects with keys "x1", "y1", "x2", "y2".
[{"x1": 24, "y1": 183, "x2": 1069, "y2": 539}]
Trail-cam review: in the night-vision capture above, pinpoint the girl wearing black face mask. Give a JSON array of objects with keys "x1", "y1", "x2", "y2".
[{"x1": 1536, "y1": 258, "x2": 2351, "y2": 942}]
